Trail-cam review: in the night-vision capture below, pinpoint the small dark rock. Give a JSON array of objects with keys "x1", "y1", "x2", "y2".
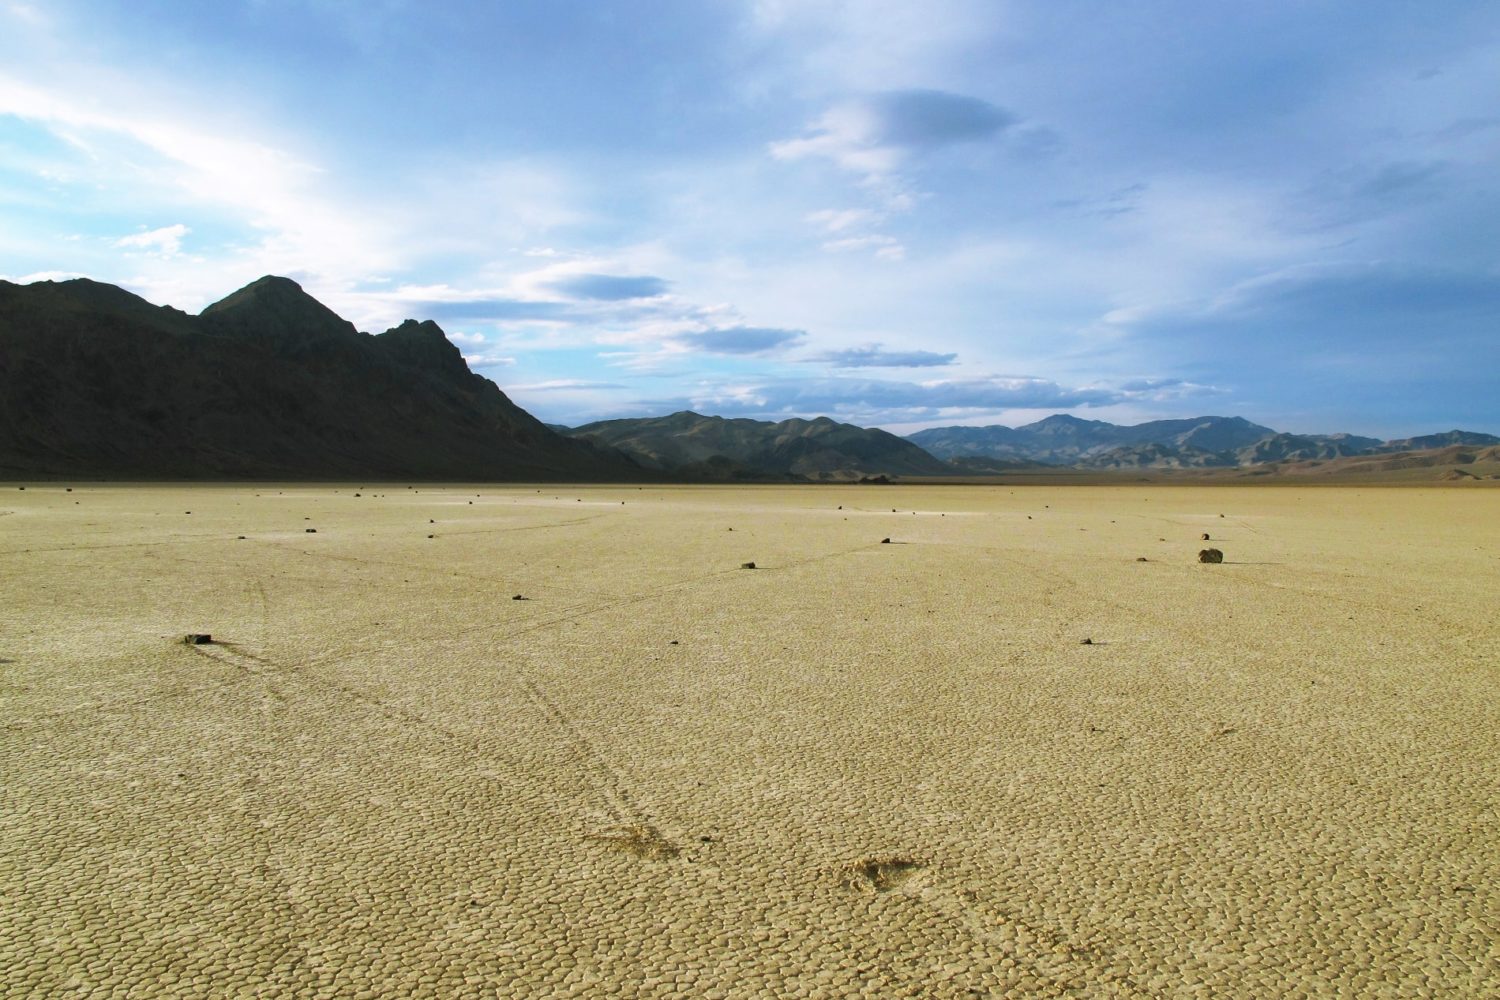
[
  {"x1": 183, "y1": 633, "x2": 212, "y2": 645},
  {"x1": 1199, "y1": 548, "x2": 1224, "y2": 564},
  {"x1": 1080, "y1": 638, "x2": 1093, "y2": 645},
  {"x1": 237, "y1": 536, "x2": 246, "y2": 540},
  {"x1": 740, "y1": 561, "x2": 756, "y2": 570},
  {"x1": 305, "y1": 528, "x2": 317, "y2": 533},
  {"x1": 427, "y1": 534, "x2": 435, "y2": 538},
  {"x1": 512, "y1": 594, "x2": 529, "y2": 600},
  {"x1": 1136, "y1": 557, "x2": 1148, "y2": 562},
  {"x1": 881, "y1": 537, "x2": 891, "y2": 544},
  {"x1": 1201, "y1": 532, "x2": 1211, "y2": 540}
]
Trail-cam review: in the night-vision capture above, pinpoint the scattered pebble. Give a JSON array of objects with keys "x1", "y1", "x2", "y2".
[
  {"x1": 881, "y1": 537, "x2": 891, "y2": 544},
  {"x1": 740, "y1": 561, "x2": 756, "y2": 570},
  {"x1": 512, "y1": 594, "x2": 529, "y2": 601},
  {"x1": 1080, "y1": 638, "x2": 1094, "y2": 645},
  {"x1": 1199, "y1": 548, "x2": 1224, "y2": 564},
  {"x1": 182, "y1": 633, "x2": 212, "y2": 645}
]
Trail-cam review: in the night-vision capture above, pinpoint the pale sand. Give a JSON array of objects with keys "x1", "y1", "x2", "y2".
[{"x1": 2, "y1": 483, "x2": 1496, "y2": 998}]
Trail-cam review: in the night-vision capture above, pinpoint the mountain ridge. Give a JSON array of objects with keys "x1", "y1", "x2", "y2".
[
  {"x1": 907, "y1": 418, "x2": 1496, "y2": 469},
  {"x1": 3, "y1": 274, "x2": 1494, "y2": 481},
  {"x1": 0, "y1": 275, "x2": 646, "y2": 481},
  {"x1": 562, "y1": 410, "x2": 953, "y2": 481}
]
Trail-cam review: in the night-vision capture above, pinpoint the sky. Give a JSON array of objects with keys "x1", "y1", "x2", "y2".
[{"x1": 2, "y1": 1, "x2": 1497, "y2": 438}]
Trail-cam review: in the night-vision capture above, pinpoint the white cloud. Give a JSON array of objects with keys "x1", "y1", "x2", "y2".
[
  {"x1": 2, "y1": 2, "x2": 46, "y2": 27},
  {"x1": 114, "y1": 223, "x2": 189, "y2": 257},
  {"x1": 807, "y1": 208, "x2": 880, "y2": 233},
  {"x1": 0, "y1": 72, "x2": 401, "y2": 312},
  {"x1": 462, "y1": 353, "x2": 517, "y2": 369},
  {"x1": 771, "y1": 90, "x2": 1013, "y2": 181},
  {"x1": 2, "y1": 269, "x2": 87, "y2": 283},
  {"x1": 510, "y1": 379, "x2": 627, "y2": 391},
  {"x1": 821, "y1": 234, "x2": 904, "y2": 260},
  {"x1": 748, "y1": 0, "x2": 1005, "y2": 92}
]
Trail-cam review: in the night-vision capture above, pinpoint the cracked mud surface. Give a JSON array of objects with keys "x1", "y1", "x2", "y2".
[{"x1": 2, "y1": 483, "x2": 1497, "y2": 997}]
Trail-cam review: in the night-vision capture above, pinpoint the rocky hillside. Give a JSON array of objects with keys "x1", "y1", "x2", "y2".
[
  {"x1": 0, "y1": 276, "x2": 645, "y2": 481},
  {"x1": 562, "y1": 411, "x2": 954, "y2": 481}
]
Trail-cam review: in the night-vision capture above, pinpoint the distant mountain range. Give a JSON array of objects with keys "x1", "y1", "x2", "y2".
[
  {"x1": 1, "y1": 275, "x2": 1493, "y2": 482},
  {"x1": 561, "y1": 411, "x2": 952, "y2": 481},
  {"x1": 906, "y1": 415, "x2": 1498, "y2": 469},
  {"x1": 0, "y1": 276, "x2": 643, "y2": 480}
]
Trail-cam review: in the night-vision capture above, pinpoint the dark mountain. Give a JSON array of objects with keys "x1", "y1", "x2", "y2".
[
  {"x1": 563, "y1": 410, "x2": 954, "y2": 481},
  {"x1": 908, "y1": 414, "x2": 1275, "y2": 465},
  {"x1": 0, "y1": 275, "x2": 645, "y2": 480}
]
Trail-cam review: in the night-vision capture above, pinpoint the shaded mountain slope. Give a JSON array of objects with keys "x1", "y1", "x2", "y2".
[{"x1": 0, "y1": 276, "x2": 644, "y2": 480}]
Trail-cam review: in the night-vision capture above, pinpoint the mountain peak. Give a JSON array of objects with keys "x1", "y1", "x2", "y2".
[
  {"x1": 374, "y1": 318, "x2": 470, "y2": 379},
  {"x1": 200, "y1": 275, "x2": 361, "y2": 351}
]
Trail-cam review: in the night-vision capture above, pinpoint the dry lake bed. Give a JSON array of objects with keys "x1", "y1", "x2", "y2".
[{"x1": 2, "y1": 483, "x2": 1496, "y2": 998}]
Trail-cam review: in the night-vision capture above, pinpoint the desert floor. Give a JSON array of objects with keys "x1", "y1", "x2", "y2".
[{"x1": 2, "y1": 483, "x2": 1496, "y2": 998}]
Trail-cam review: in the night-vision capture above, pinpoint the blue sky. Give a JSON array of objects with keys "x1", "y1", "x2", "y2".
[{"x1": 2, "y1": 1, "x2": 1497, "y2": 437}]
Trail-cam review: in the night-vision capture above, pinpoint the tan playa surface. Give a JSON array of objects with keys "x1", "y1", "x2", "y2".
[{"x1": 3, "y1": 482, "x2": 1497, "y2": 998}]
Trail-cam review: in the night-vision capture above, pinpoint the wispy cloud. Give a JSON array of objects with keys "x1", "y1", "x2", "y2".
[
  {"x1": 641, "y1": 373, "x2": 1122, "y2": 425},
  {"x1": 771, "y1": 89, "x2": 1015, "y2": 180},
  {"x1": 510, "y1": 379, "x2": 627, "y2": 391},
  {"x1": 806, "y1": 208, "x2": 880, "y2": 233},
  {"x1": 113, "y1": 223, "x2": 189, "y2": 257},
  {"x1": 672, "y1": 326, "x2": 806, "y2": 355},
  {"x1": 462, "y1": 352, "x2": 517, "y2": 369},
  {"x1": 807, "y1": 344, "x2": 957, "y2": 368},
  {"x1": 546, "y1": 273, "x2": 669, "y2": 300}
]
